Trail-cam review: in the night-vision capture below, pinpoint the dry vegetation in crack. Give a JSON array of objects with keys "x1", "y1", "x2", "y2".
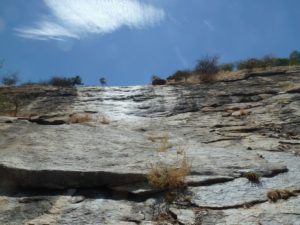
[
  {"x1": 96, "y1": 115, "x2": 110, "y2": 124},
  {"x1": 147, "y1": 153, "x2": 190, "y2": 190},
  {"x1": 152, "y1": 211, "x2": 177, "y2": 225},
  {"x1": 69, "y1": 113, "x2": 110, "y2": 125},
  {"x1": 232, "y1": 108, "x2": 251, "y2": 118},
  {"x1": 69, "y1": 114, "x2": 93, "y2": 124},
  {"x1": 146, "y1": 131, "x2": 173, "y2": 152},
  {"x1": 0, "y1": 91, "x2": 24, "y2": 117},
  {"x1": 158, "y1": 132, "x2": 173, "y2": 152},
  {"x1": 283, "y1": 83, "x2": 300, "y2": 93},
  {"x1": 267, "y1": 189, "x2": 296, "y2": 202},
  {"x1": 242, "y1": 171, "x2": 261, "y2": 184}
]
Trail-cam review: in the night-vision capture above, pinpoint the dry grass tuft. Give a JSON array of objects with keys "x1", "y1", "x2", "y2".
[
  {"x1": 239, "y1": 109, "x2": 249, "y2": 116},
  {"x1": 153, "y1": 212, "x2": 176, "y2": 224},
  {"x1": 176, "y1": 147, "x2": 185, "y2": 155},
  {"x1": 158, "y1": 132, "x2": 173, "y2": 152},
  {"x1": 69, "y1": 114, "x2": 110, "y2": 125},
  {"x1": 69, "y1": 114, "x2": 93, "y2": 124},
  {"x1": 147, "y1": 155, "x2": 190, "y2": 190},
  {"x1": 267, "y1": 189, "x2": 296, "y2": 202},
  {"x1": 97, "y1": 115, "x2": 110, "y2": 124},
  {"x1": 242, "y1": 171, "x2": 261, "y2": 184},
  {"x1": 146, "y1": 132, "x2": 173, "y2": 152}
]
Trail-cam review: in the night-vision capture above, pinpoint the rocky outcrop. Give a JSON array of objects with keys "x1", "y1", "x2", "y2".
[
  {"x1": 152, "y1": 78, "x2": 167, "y2": 85},
  {"x1": 0, "y1": 70, "x2": 300, "y2": 224}
]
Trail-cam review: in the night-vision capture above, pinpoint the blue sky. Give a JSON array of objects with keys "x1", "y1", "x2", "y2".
[{"x1": 0, "y1": 0, "x2": 300, "y2": 86}]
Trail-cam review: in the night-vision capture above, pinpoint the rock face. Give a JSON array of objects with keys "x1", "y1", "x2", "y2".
[{"x1": 0, "y1": 70, "x2": 300, "y2": 224}]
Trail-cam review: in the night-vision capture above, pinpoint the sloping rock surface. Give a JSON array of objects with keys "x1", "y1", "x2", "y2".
[{"x1": 0, "y1": 71, "x2": 300, "y2": 224}]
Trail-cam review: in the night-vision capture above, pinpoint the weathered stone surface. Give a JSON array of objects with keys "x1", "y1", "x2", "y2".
[
  {"x1": 191, "y1": 151, "x2": 300, "y2": 208},
  {"x1": 169, "y1": 208, "x2": 196, "y2": 225},
  {"x1": 201, "y1": 196, "x2": 300, "y2": 225},
  {"x1": 0, "y1": 70, "x2": 300, "y2": 224},
  {"x1": 0, "y1": 121, "x2": 286, "y2": 188},
  {"x1": 0, "y1": 193, "x2": 145, "y2": 225}
]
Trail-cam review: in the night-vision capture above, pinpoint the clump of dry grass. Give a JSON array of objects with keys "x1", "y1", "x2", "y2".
[
  {"x1": 147, "y1": 155, "x2": 190, "y2": 190},
  {"x1": 267, "y1": 189, "x2": 296, "y2": 202},
  {"x1": 97, "y1": 115, "x2": 110, "y2": 124},
  {"x1": 239, "y1": 109, "x2": 249, "y2": 116},
  {"x1": 152, "y1": 212, "x2": 176, "y2": 224},
  {"x1": 158, "y1": 132, "x2": 173, "y2": 152},
  {"x1": 147, "y1": 135, "x2": 156, "y2": 143},
  {"x1": 69, "y1": 114, "x2": 93, "y2": 124},
  {"x1": 242, "y1": 171, "x2": 261, "y2": 184},
  {"x1": 231, "y1": 108, "x2": 251, "y2": 118},
  {"x1": 146, "y1": 132, "x2": 173, "y2": 152}
]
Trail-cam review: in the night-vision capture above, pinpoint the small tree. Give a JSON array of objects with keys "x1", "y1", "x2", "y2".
[
  {"x1": 48, "y1": 75, "x2": 83, "y2": 87},
  {"x1": 195, "y1": 55, "x2": 219, "y2": 74},
  {"x1": 70, "y1": 75, "x2": 83, "y2": 86},
  {"x1": 0, "y1": 60, "x2": 18, "y2": 86},
  {"x1": 195, "y1": 55, "x2": 219, "y2": 82},
  {"x1": 1, "y1": 73, "x2": 18, "y2": 86},
  {"x1": 99, "y1": 77, "x2": 107, "y2": 86}
]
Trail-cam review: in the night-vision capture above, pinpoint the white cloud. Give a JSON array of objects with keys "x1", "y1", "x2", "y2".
[
  {"x1": 15, "y1": 22, "x2": 79, "y2": 41},
  {"x1": 15, "y1": 0, "x2": 165, "y2": 40}
]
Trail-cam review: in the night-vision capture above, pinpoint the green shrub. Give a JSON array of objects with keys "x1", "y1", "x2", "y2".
[
  {"x1": 237, "y1": 58, "x2": 263, "y2": 71},
  {"x1": 261, "y1": 55, "x2": 276, "y2": 68},
  {"x1": 48, "y1": 75, "x2": 82, "y2": 87},
  {"x1": 151, "y1": 75, "x2": 166, "y2": 85},
  {"x1": 219, "y1": 63, "x2": 234, "y2": 72},
  {"x1": 1, "y1": 73, "x2": 18, "y2": 86},
  {"x1": 289, "y1": 50, "x2": 300, "y2": 65},
  {"x1": 168, "y1": 70, "x2": 192, "y2": 81},
  {"x1": 0, "y1": 60, "x2": 18, "y2": 86},
  {"x1": 237, "y1": 54, "x2": 294, "y2": 70},
  {"x1": 70, "y1": 75, "x2": 82, "y2": 86},
  {"x1": 99, "y1": 77, "x2": 107, "y2": 86},
  {"x1": 272, "y1": 58, "x2": 290, "y2": 67}
]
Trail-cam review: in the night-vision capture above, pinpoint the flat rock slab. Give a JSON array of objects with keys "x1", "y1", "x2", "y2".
[
  {"x1": 0, "y1": 120, "x2": 287, "y2": 189},
  {"x1": 191, "y1": 151, "x2": 300, "y2": 208},
  {"x1": 1, "y1": 192, "x2": 299, "y2": 225}
]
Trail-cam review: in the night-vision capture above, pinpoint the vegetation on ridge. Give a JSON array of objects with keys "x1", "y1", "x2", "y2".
[{"x1": 167, "y1": 50, "x2": 300, "y2": 84}]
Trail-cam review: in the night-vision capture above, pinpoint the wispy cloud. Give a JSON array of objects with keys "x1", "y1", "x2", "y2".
[
  {"x1": 203, "y1": 19, "x2": 215, "y2": 31},
  {"x1": 15, "y1": 0, "x2": 165, "y2": 41},
  {"x1": 174, "y1": 46, "x2": 188, "y2": 68},
  {"x1": 15, "y1": 22, "x2": 79, "y2": 41}
]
